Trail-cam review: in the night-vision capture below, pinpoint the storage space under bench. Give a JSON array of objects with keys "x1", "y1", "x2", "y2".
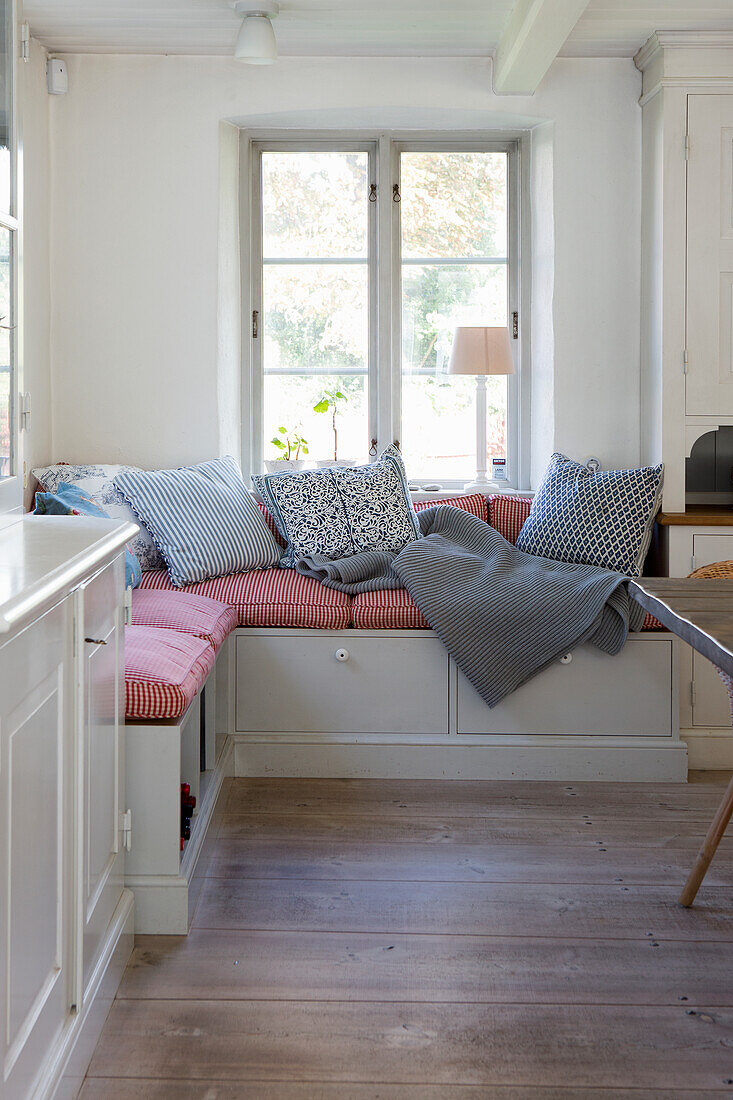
[{"x1": 235, "y1": 630, "x2": 676, "y2": 739}]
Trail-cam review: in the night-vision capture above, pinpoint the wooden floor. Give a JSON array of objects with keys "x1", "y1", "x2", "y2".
[{"x1": 82, "y1": 773, "x2": 733, "y2": 1098}]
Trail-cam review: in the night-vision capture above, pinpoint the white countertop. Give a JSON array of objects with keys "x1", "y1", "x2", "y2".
[{"x1": 0, "y1": 514, "x2": 139, "y2": 634}]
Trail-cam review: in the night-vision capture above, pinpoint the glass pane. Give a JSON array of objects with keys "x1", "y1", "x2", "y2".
[
  {"x1": 263, "y1": 264, "x2": 368, "y2": 373},
  {"x1": 402, "y1": 263, "x2": 507, "y2": 375},
  {"x1": 264, "y1": 374, "x2": 367, "y2": 467},
  {"x1": 0, "y1": 228, "x2": 11, "y2": 477},
  {"x1": 0, "y1": 0, "x2": 11, "y2": 215},
  {"x1": 401, "y1": 151, "x2": 507, "y2": 259},
  {"x1": 262, "y1": 151, "x2": 368, "y2": 259},
  {"x1": 401, "y1": 374, "x2": 507, "y2": 483}
]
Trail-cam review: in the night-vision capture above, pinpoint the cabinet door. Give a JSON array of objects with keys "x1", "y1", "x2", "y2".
[
  {"x1": 0, "y1": 600, "x2": 73, "y2": 1100},
  {"x1": 691, "y1": 534, "x2": 733, "y2": 727},
  {"x1": 686, "y1": 95, "x2": 733, "y2": 415},
  {"x1": 77, "y1": 556, "x2": 125, "y2": 997},
  {"x1": 236, "y1": 633, "x2": 449, "y2": 734}
]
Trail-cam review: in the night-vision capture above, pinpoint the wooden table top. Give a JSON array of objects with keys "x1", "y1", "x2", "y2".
[{"x1": 629, "y1": 578, "x2": 733, "y2": 678}]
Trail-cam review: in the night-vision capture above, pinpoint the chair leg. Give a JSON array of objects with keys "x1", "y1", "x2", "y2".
[{"x1": 679, "y1": 773, "x2": 733, "y2": 907}]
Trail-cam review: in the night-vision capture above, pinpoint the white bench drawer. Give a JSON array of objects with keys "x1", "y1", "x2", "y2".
[
  {"x1": 456, "y1": 636, "x2": 675, "y2": 737},
  {"x1": 236, "y1": 632, "x2": 449, "y2": 734}
]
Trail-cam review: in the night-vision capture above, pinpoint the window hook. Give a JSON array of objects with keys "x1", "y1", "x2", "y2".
[
  {"x1": 368, "y1": 183, "x2": 377, "y2": 203},
  {"x1": 392, "y1": 183, "x2": 401, "y2": 203},
  {"x1": 369, "y1": 438, "x2": 378, "y2": 457}
]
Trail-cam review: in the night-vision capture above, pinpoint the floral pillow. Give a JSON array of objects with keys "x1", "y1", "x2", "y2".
[
  {"x1": 32, "y1": 462, "x2": 165, "y2": 571},
  {"x1": 253, "y1": 446, "x2": 421, "y2": 567}
]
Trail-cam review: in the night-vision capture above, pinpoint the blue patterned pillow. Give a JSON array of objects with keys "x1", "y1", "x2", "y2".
[
  {"x1": 34, "y1": 482, "x2": 142, "y2": 590},
  {"x1": 253, "y1": 446, "x2": 420, "y2": 567},
  {"x1": 114, "y1": 456, "x2": 282, "y2": 588},
  {"x1": 515, "y1": 453, "x2": 664, "y2": 577}
]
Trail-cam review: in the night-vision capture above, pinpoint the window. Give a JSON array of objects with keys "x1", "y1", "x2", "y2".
[
  {"x1": 0, "y1": 0, "x2": 16, "y2": 497},
  {"x1": 247, "y1": 136, "x2": 521, "y2": 488}
]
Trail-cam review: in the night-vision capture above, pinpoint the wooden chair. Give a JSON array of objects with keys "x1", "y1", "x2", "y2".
[{"x1": 678, "y1": 560, "x2": 733, "y2": 905}]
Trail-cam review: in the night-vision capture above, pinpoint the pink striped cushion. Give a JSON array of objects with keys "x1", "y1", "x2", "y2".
[
  {"x1": 351, "y1": 587, "x2": 428, "y2": 630},
  {"x1": 130, "y1": 589, "x2": 237, "y2": 651},
  {"x1": 413, "y1": 493, "x2": 487, "y2": 522},
  {"x1": 139, "y1": 567, "x2": 350, "y2": 629},
  {"x1": 125, "y1": 626, "x2": 215, "y2": 720}
]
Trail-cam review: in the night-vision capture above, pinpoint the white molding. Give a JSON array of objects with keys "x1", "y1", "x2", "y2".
[
  {"x1": 36, "y1": 890, "x2": 134, "y2": 1100},
  {"x1": 233, "y1": 735, "x2": 688, "y2": 782},
  {"x1": 683, "y1": 728, "x2": 733, "y2": 770}
]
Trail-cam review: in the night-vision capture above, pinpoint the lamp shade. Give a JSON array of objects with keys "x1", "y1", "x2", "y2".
[
  {"x1": 447, "y1": 326, "x2": 515, "y2": 376},
  {"x1": 235, "y1": 13, "x2": 277, "y2": 63}
]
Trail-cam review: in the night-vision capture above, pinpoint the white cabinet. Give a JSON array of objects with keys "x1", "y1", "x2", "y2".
[
  {"x1": 0, "y1": 600, "x2": 73, "y2": 1100},
  {"x1": 0, "y1": 516, "x2": 136, "y2": 1099},
  {"x1": 236, "y1": 630, "x2": 449, "y2": 735},
  {"x1": 456, "y1": 636, "x2": 675, "y2": 738},
  {"x1": 686, "y1": 95, "x2": 733, "y2": 416},
  {"x1": 76, "y1": 558, "x2": 126, "y2": 997}
]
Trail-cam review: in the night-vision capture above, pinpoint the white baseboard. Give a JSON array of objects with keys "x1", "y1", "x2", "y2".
[
  {"x1": 233, "y1": 735, "x2": 689, "y2": 782},
  {"x1": 683, "y1": 728, "x2": 733, "y2": 769},
  {"x1": 40, "y1": 890, "x2": 134, "y2": 1100}
]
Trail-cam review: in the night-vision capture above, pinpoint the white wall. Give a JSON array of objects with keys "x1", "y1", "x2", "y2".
[
  {"x1": 20, "y1": 35, "x2": 52, "y2": 507},
  {"x1": 43, "y1": 53, "x2": 641, "y2": 483}
]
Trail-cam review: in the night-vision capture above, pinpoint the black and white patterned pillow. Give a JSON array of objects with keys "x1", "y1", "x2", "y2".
[
  {"x1": 515, "y1": 453, "x2": 664, "y2": 577},
  {"x1": 253, "y1": 446, "x2": 420, "y2": 567}
]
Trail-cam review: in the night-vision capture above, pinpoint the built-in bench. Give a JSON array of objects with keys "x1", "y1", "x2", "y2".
[{"x1": 123, "y1": 492, "x2": 679, "y2": 933}]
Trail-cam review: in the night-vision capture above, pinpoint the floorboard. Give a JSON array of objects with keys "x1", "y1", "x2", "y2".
[{"x1": 83, "y1": 773, "x2": 733, "y2": 1095}]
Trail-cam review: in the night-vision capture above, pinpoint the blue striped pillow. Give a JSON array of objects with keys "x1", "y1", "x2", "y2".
[{"x1": 114, "y1": 456, "x2": 282, "y2": 588}]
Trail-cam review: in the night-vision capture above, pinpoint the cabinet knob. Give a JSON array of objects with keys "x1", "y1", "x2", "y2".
[
  {"x1": 85, "y1": 637, "x2": 107, "y2": 646},
  {"x1": 559, "y1": 653, "x2": 572, "y2": 665},
  {"x1": 335, "y1": 648, "x2": 350, "y2": 662}
]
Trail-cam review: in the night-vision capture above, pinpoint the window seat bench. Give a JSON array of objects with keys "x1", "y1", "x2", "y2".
[{"x1": 123, "y1": 492, "x2": 681, "y2": 933}]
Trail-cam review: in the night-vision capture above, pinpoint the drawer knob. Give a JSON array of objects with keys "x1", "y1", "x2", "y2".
[
  {"x1": 559, "y1": 652, "x2": 572, "y2": 665},
  {"x1": 335, "y1": 648, "x2": 350, "y2": 662}
]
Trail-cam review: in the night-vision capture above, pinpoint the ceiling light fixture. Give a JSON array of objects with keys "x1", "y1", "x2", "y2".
[{"x1": 232, "y1": 0, "x2": 280, "y2": 65}]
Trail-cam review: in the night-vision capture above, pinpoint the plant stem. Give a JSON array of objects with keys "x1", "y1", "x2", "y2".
[{"x1": 333, "y1": 407, "x2": 337, "y2": 462}]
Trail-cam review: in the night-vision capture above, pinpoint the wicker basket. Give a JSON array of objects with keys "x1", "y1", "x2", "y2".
[{"x1": 689, "y1": 560, "x2": 733, "y2": 580}]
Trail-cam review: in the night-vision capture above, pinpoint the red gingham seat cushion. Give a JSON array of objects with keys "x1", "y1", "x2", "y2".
[
  {"x1": 125, "y1": 626, "x2": 215, "y2": 721},
  {"x1": 138, "y1": 567, "x2": 350, "y2": 629},
  {"x1": 413, "y1": 493, "x2": 488, "y2": 522},
  {"x1": 351, "y1": 587, "x2": 428, "y2": 630},
  {"x1": 130, "y1": 589, "x2": 237, "y2": 651},
  {"x1": 487, "y1": 492, "x2": 663, "y2": 631}
]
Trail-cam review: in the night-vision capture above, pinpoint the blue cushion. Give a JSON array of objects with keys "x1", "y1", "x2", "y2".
[
  {"x1": 515, "y1": 453, "x2": 664, "y2": 577},
  {"x1": 253, "y1": 445, "x2": 421, "y2": 568},
  {"x1": 114, "y1": 456, "x2": 282, "y2": 588},
  {"x1": 34, "y1": 483, "x2": 142, "y2": 589}
]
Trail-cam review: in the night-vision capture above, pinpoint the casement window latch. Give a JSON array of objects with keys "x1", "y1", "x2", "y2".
[
  {"x1": 121, "y1": 809, "x2": 132, "y2": 852},
  {"x1": 252, "y1": 310, "x2": 259, "y2": 339}
]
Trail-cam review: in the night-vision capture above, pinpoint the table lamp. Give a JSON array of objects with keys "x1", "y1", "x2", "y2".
[{"x1": 447, "y1": 325, "x2": 514, "y2": 491}]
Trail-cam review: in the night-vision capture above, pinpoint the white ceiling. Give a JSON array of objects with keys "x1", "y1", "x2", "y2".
[{"x1": 22, "y1": 0, "x2": 733, "y2": 59}]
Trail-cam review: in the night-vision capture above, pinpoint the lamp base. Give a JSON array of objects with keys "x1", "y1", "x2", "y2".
[{"x1": 463, "y1": 478, "x2": 508, "y2": 494}]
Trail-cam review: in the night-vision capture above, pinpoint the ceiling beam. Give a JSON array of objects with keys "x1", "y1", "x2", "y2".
[{"x1": 493, "y1": 0, "x2": 592, "y2": 95}]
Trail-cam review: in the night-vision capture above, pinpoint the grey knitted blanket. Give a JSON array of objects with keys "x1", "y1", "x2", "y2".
[{"x1": 295, "y1": 505, "x2": 643, "y2": 707}]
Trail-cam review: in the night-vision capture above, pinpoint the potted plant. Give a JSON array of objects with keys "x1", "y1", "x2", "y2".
[
  {"x1": 313, "y1": 389, "x2": 356, "y2": 468},
  {"x1": 265, "y1": 426, "x2": 309, "y2": 473}
]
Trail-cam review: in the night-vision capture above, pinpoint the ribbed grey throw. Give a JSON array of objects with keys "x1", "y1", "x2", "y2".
[{"x1": 296, "y1": 505, "x2": 643, "y2": 707}]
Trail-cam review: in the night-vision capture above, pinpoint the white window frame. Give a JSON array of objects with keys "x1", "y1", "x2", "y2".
[
  {"x1": 0, "y1": 0, "x2": 21, "y2": 518},
  {"x1": 242, "y1": 130, "x2": 528, "y2": 491}
]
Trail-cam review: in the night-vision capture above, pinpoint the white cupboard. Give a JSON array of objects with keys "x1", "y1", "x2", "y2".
[
  {"x1": 0, "y1": 515, "x2": 137, "y2": 1100},
  {"x1": 686, "y1": 95, "x2": 733, "y2": 417}
]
